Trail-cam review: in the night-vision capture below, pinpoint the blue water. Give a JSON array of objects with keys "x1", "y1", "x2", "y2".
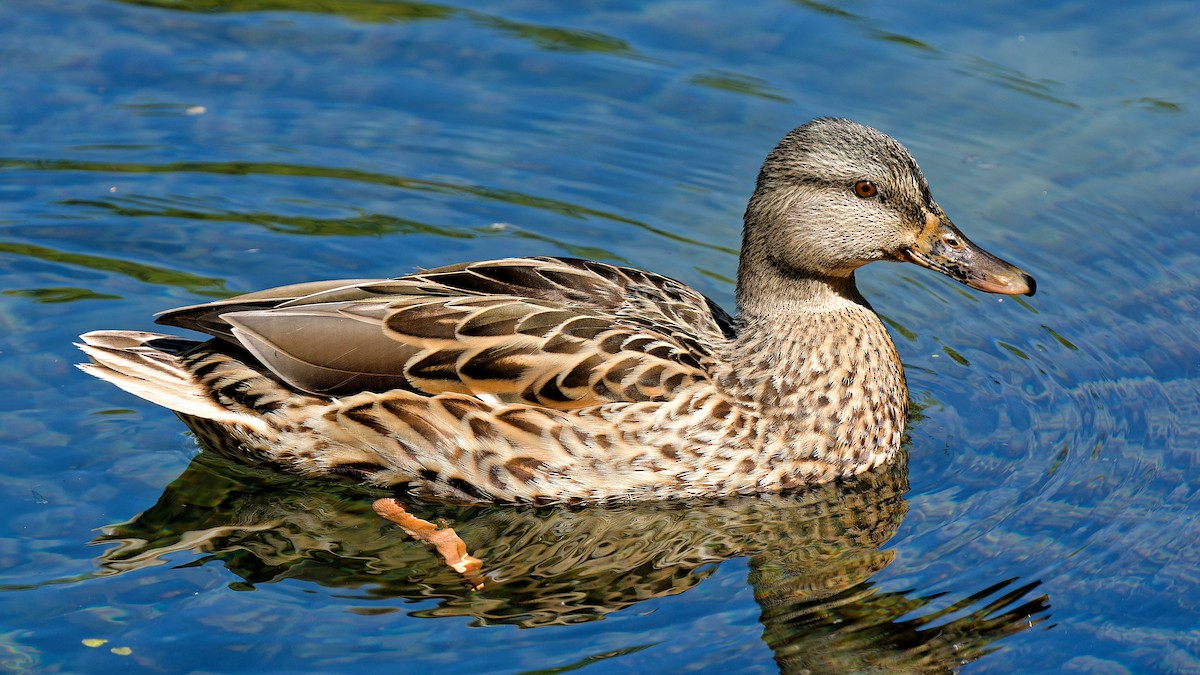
[{"x1": 2, "y1": 0, "x2": 1198, "y2": 672}]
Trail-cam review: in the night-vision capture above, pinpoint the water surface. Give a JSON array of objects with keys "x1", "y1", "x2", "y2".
[{"x1": 1, "y1": 0, "x2": 1198, "y2": 672}]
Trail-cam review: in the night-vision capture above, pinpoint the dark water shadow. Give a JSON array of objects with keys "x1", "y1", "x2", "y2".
[
  {"x1": 0, "y1": 241, "x2": 230, "y2": 297},
  {"x1": 689, "y1": 71, "x2": 792, "y2": 103},
  {"x1": 1, "y1": 158, "x2": 738, "y2": 256},
  {"x1": 113, "y1": 0, "x2": 640, "y2": 58},
  {"x1": 64, "y1": 195, "x2": 478, "y2": 239},
  {"x1": 61, "y1": 194, "x2": 629, "y2": 262},
  {"x1": 91, "y1": 447, "x2": 1049, "y2": 672}
]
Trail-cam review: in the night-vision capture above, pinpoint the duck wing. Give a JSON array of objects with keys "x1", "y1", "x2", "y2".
[{"x1": 156, "y1": 257, "x2": 735, "y2": 407}]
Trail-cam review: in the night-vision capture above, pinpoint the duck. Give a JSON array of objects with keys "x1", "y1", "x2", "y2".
[{"x1": 78, "y1": 118, "x2": 1034, "y2": 505}]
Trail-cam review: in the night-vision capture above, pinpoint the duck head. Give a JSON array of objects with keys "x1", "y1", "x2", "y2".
[{"x1": 738, "y1": 118, "x2": 1034, "y2": 310}]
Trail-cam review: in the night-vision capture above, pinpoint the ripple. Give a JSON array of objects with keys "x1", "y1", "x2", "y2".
[
  {"x1": 73, "y1": 450, "x2": 1048, "y2": 669},
  {"x1": 114, "y1": 0, "x2": 643, "y2": 58},
  {"x1": 1, "y1": 158, "x2": 738, "y2": 256},
  {"x1": 0, "y1": 241, "x2": 228, "y2": 296}
]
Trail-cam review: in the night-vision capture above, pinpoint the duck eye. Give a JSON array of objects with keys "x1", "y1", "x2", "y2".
[{"x1": 854, "y1": 180, "x2": 878, "y2": 199}]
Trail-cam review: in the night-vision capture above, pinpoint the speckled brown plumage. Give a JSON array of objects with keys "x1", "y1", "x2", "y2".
[{"x1": 77, "y1": 118, "x2": 1034, "y2": 503}]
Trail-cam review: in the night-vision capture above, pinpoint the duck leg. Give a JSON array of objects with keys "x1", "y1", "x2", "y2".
[{"x1": 372, "y1": 498, "x2": 485, "y2": 590}]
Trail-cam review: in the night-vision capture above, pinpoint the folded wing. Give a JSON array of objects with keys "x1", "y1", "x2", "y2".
[{"x1": 157, "y1": 257, "x2": 735, "y2": 408}]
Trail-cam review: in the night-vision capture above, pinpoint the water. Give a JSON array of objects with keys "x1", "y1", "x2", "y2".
[{"x1": 2, "y1": 0, "x2": 1198, "y2": 671}]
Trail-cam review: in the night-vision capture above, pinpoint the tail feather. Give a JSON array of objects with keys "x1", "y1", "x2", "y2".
[{"x1": 77, "y1": 330, "x2": 269, "y2": 434}]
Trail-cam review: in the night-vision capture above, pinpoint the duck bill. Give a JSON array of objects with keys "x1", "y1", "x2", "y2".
[{"x1": 901, "y1": 215, "x2": 1036, "y2": 296}]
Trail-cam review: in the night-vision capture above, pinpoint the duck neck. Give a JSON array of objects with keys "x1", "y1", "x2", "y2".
[
  {"x1": 736, "y1": 260, "x2": 867, "y2": 318},
  {"x1": 730, "y1": 266, "x2": 878, "y2": 390},
  {"x1": 725, "y1": 265, "x2": 907, "y2": 477}
]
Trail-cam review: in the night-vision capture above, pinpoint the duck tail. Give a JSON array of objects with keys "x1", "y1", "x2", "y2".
[{"x1": 76, "y1": 330, "x2": 268, "y2": 433}]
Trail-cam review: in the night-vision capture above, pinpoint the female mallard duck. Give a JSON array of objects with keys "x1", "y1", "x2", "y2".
[{"x1": 78, "y1": 118, "x2": 1034, "y2": 504}]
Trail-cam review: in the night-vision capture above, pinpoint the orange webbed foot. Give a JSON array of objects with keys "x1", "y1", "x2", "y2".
[{"x1": 372, "y1": 497, "x2": 485, "y2": 591}]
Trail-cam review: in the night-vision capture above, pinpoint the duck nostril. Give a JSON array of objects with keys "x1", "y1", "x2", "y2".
[{"x1": 944, "y1": 236, "x2": 963, "y2": 250}]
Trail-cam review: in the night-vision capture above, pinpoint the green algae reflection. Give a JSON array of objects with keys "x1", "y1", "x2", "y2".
[
  {"x1": 0, "y1": 242, "x2": 228, "y2": 297},
  {"x1": 115, "y1": 0, "x2": 636, "y2": 57}
]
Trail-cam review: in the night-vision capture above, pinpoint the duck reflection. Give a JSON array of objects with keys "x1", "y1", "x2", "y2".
[{"x1": 94, "y1": 449, "x2": 1048, "y2": 672}]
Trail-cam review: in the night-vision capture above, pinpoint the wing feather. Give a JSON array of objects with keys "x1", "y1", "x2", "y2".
[{"x1": 153, "y1": 257, "x2": 734, "y2": 407}]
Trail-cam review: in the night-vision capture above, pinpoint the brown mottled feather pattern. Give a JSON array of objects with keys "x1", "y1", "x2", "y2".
[
  {"x1": 77, "y1": 118, "x2": 1032, "y2": 504},
  {"x1": 78, "y1": 291, "x2": 904, "y2": 503},
  {"x1": 158, "y1": 257, "x2": 727, "y2": 409}
]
